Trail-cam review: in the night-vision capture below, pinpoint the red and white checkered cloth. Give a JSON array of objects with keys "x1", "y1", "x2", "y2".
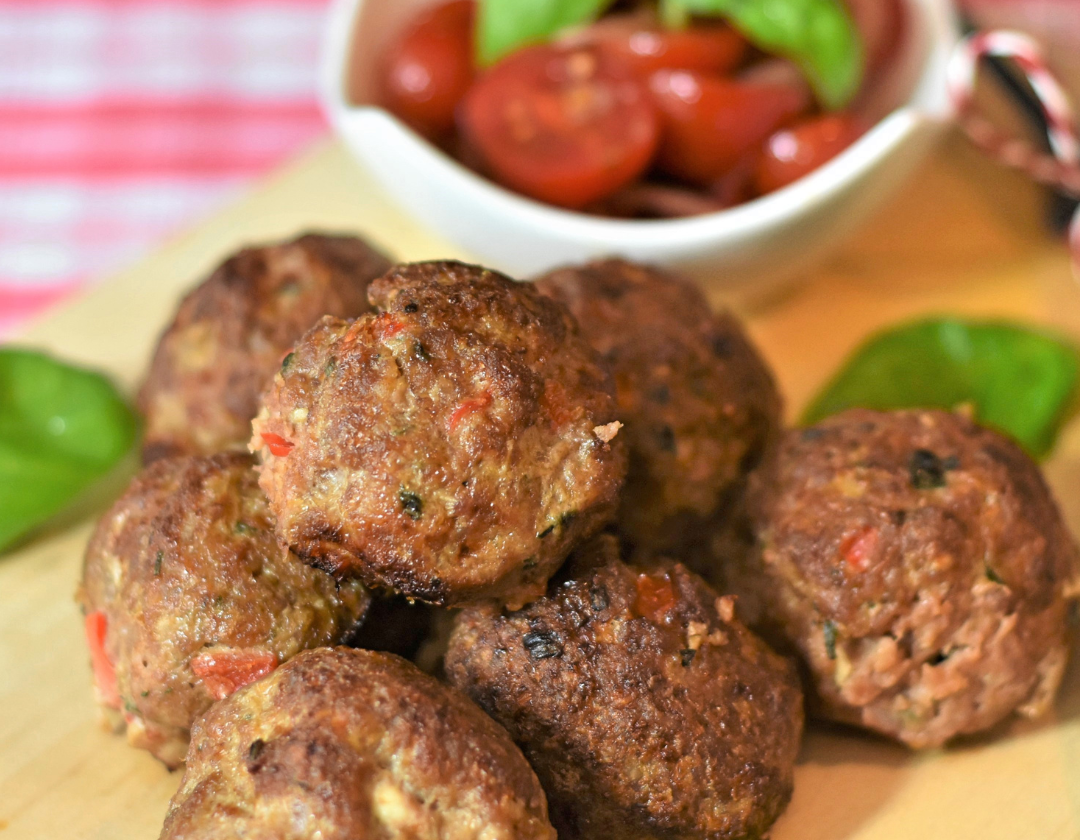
[{"x1": 0, "y1": 0, "x2": 333, "y2": 335}]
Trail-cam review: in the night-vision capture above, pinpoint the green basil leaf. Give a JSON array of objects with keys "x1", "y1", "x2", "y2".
[
  {"x1": 477, "y1": 0, "x2": 613, "y2": 65},
  {"x1": 0, "y1": 348, "x2": 138, "y2": 552},
  {"x1": 802, "y1": 318, "x2": 1080, "y2": 460},
  {"x1": 663, "y1": 0, "x2": 863, "y2": 109}
]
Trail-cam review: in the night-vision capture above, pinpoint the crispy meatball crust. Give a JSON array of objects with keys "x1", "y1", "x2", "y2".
[
  {"x1": 159, "y1": 648, "x2": 556, "y2": 840},
  {"x1": 739, "y1": 408, "x2": 1079, "y2": 748},
  {"x1": 252, "y1": 261, "x2": 627, "y2": 608},
  {"x1": 534, "y1": 259, "x2": 781, "y2": 559},
  {"x1": 78, "y1": 453, "x2": 370, "y2": 767},
  {"x1": 139, "y1": 232, "x2": 391, "y2": 461},
  {"x1": 445, "y1": 537, "x2": 804, "y2": 840}
]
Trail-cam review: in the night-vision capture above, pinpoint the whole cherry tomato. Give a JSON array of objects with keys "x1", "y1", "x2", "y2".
[
  {"x1": 589, "y1": 21, "x2": 748, "y2": 78},
  {"x1": 650, "y1": 70, "x2": 810, "y2": 187},
  {"x1": 379, "y1": 0, "x2": 475, "y2": 139},
  {"x1": 753, "y1": 113, "x2": 866, "y2": 194},
  {"x1": 461, "y1": 44, "x2": 659, "y2": 209}
]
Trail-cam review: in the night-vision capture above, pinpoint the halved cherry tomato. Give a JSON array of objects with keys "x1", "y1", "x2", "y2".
[
  {"x1": 379, "y1": 0, "x2": 475, "y2": 139},
  {"x1": 191, "y1": 649, "x2": 278, "y2": 700},
  {"x1": 590, "y1": 22, "x2": 748, "y2": 78},
  {"x1": 260, "y1": 432, "x2": 295, "y2": 457},
  {"x1": 754, "y1": 113, "x2": 866, "y2": 195},
  {"x1": 85, "y1": 611, "x2": 120, "y2": 709},
  {"x1": 461, "y1": 44, "x2": 660, "y2": 209},
  {"x1": 650, "y1": 70, "x2": 810, "y2": 187}
]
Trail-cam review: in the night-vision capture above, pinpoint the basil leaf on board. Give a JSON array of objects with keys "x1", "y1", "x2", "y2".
[
  {"x1": 661, "y1": 0, "x2": 863, "y2": 109},
  {"x1": 477, "y1": 0, "x2": 613, "y2": 65},
  {"x1": 0, "y1": 348, "x2": 138, "y2": 552},
  {"x1": 802, "y1": 318, "x2": 1080, "y2": 460}
]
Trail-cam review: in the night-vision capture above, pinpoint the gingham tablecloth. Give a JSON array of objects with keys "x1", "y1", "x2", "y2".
[{"x1": 0, "y1": 0, "x2": 332, "y2": 336}]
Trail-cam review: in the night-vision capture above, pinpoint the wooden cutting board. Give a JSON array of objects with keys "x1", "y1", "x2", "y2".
[{"x1": 4, "y1": 133, "x2": 1080, "y2": 840}]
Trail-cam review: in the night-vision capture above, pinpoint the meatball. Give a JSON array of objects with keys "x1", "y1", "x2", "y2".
[
  {"x1": 737, "y1": 408, "x2": 1079, "y2": 748},
  {"x1": 139, "y1": 232, "x2": 391, "y2": 461},
  {"x1": 534, "y1": 259, "x2": 781, "y2": 559},
  {"x1": 159, "y1": 648, "x2": 556, "y2": 840},
  {"x1": 445, "y1": 536, "x2": 803, "y2": 840},
  {"x1": 78, "y1": 453, "x2": 371, "y2": 767},
  {"x1": 252, "y1": 261, "x2": 627, "y2": 608}
]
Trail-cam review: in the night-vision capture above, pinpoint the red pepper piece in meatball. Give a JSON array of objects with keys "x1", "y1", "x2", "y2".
[
  {"x1": 159, "y1": 648, "x2": 556, "y2": 840},
  {"x1": 139, "y1": 232, "x2": 391, "y2": 462},
  {"x1": 78, "y1": 453, "x2": 371, "y2": 767},
  {"x1": 445, "y1": 536, "x2": 804, "y2": 840},
  {"x1": 252, "y1": 261, "x2": 627, "y2": 608},
  {"x1": 735, "y1": 408, "x2": 1080, "y2": 748}
]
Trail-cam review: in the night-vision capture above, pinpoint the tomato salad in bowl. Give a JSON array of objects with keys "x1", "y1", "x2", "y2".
[
  {"x1": 371, "y1": 0, "x2": 901, "y2": 217},
  {"x1": 323, "y1": 0, "x2": 958, "y2": 288}
]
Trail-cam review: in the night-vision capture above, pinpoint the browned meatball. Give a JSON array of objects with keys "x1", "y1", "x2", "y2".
[
  {"x1": 252, "y1": 261, "x2": 627, "y2": 608},
  {"x1": 159, "y1": 648, "x2": 556, "y2": 840},
  {"x1": 736, "y1": 408, "x2": 1079, "y2": 748},
  {"x1": 445, "y1": 536, "x2": 804, "y2": 840},
  {"x1": 139, "y1": 232, "x2": 391, "y2": 461},
  {"x1": 534, "y1": 259, "x2": 781, "y2": 560},
  {"x1": 78, "y1": 453, "x2": 370, "y2": 767}
]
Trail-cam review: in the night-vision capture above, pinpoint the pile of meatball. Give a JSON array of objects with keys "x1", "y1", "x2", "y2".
[{"x1": 78, "y1": 232, "x2": 1079, "y2": 839}]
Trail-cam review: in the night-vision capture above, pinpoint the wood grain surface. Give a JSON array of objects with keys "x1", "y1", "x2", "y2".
[{"x1": 3, "y1": 133, "x2": 1080, "y2": 840}]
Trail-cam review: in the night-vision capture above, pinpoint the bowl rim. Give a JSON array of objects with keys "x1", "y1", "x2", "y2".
[{"x1": 320, "y1": 0, "x2": 962, "y2": 244}]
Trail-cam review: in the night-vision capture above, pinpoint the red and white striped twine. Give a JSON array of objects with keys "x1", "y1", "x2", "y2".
[{"x1": 947, "y1": 29, "x2": 1080, "y2": 274}]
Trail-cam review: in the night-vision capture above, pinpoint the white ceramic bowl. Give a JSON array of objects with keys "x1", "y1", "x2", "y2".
[{"x1": 321, "y1": 0, "x2": 962, "y2": 295}]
